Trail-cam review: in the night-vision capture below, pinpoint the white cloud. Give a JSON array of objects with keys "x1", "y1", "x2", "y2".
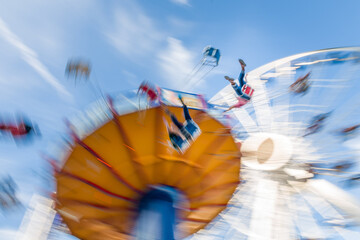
[
  {"x1": 168, "y1": 17, "x2": 195, "y2": 35},
  {"x1": 0, "y1": 17, "x2": 71, "y2": 99},
  {"x1": 105, "y1": 2, "x2": 200, "y2": 90},
  {"x1": 106, "y1": 2, "x2": 162, "y2": 60},
  {"x1": 0, "y1": 229, "x2": 17, "y2": 240},
  {"x1": 105, "y1": 2, "x2": 201, "y2": 91},
  {"x1": 170, "y1": 0, "x2": 191, "y2": 6},
  {"x1": 157, "y1": 37, "x2": 196, "y2": 90}
]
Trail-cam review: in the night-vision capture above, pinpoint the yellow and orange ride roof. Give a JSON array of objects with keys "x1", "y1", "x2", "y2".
[{"x1": 55, "y1": 106, "x2": 241, "y2": 239}]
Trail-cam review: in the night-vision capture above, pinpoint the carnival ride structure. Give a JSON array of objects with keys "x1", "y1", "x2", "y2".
[{"x1": 42, "y1": 47, "x2": 360, "y2": 239}]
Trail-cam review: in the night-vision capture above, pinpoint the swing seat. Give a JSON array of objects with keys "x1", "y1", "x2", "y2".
[
  {"x1": 138, "y1": 82, "x2": 159, "y2": 101},
  {"x1": 202, "y1": 46, "x2": 221, "y2": 67},
  {"x1": 241, "y1": 84, "x2": 254, "y2": 98},
  {"x1": 169, "y1": 133, "x2": 190, "y2": 153},
  {"x1": 181, "y1": 120, "x2": 201, "y2": 141}
]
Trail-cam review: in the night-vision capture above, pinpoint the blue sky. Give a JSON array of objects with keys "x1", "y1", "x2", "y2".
[{"x1": 0, "y1": 0, "x2": 360, "y2": 238}]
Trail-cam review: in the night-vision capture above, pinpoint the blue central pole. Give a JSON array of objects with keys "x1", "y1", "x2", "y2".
[{"x1": 136, "y1": 186, "x2": 178, "y2": 240}]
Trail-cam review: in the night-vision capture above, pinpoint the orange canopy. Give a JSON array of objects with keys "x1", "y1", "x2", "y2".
[{"x1": 55, "y1": 106, "x2": 240, "y2": 239}]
